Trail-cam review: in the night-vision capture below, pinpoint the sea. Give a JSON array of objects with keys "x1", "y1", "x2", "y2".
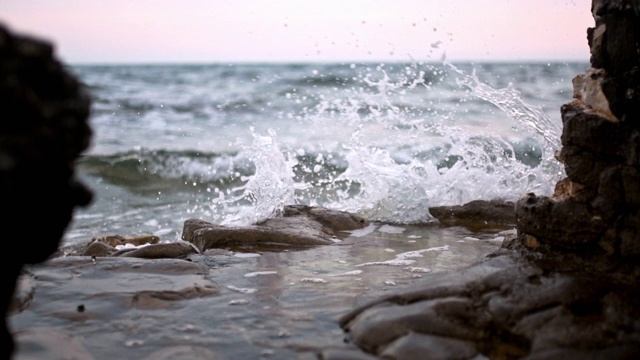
[{"x1": 63, "y1": 61, "x2": 588, "y2": 248}]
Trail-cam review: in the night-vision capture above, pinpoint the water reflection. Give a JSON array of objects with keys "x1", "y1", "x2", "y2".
[{"x1": 11, "y1": 224, "x2": 508, "y2": 359}]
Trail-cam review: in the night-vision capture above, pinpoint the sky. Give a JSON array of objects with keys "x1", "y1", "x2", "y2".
[{"x1": 0, "y1": 0, "x2": 593, "y2": 64}]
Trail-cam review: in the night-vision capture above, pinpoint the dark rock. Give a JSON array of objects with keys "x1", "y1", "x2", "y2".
[
  {"x1": 115, "y1": 241, "x2": 199, "y2": 259},
  {"x1": 314, "y1": 349, "x2": 380, "y2": 360},
  {"x1": 380, "y1": 333, "x2": 478, "y2": 360},
  {"x1": 429, "y1": 199, "x2": 516, "y2": 230},
  {"x1": 560, "y1": 103, "x2": 627, "y2": 156},
  {"x1": 516, "y1": 0, "x2": 640, "y2": 257},
  {"x1": 0, "y1": 23, "x2": 93, "y2": 359},
  {"x1": 82, "y1": 241, "x2": 115, "y2": 257},
  {"x1": 91, "y1": 234, "x2": 160, "y2": 247},
  {"x1": 32, "y1": 257, "x2": 218, "y2": 310},
  {"x1": 515, "y1": 193, "x2": 608, "y2": 249},
  {"x1": 340, "y1": 243, "x2": 640, "y2": 359},
  {"x1": 183, "y1": 205, "x2": 368, "y2": 252},
  {"x1": 622, "y1": 166, "x2": 640, "y2": 206},
  {"x1": 282, "y1": 204, "x2": 368, "y2": 232}
]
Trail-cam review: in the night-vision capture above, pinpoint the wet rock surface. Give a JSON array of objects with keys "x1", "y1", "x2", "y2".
[
  {"x1": 339, "y1": 239, "x2": 640, "y2": 359},
  {"x1": 429, "y1": 199, "x2": 516, "y2": 231},
  {"x1": 183, "y1": 205, "x2": 369, "y2": 251},
  {"x1": 517, "y1": 0, "x2": 640, "y2": 256},
  {"x1": 11, "y1": 222, "x2": 504, "y2": 359}
]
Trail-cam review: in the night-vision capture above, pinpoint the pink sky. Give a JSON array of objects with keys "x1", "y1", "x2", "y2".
[{"x1": 0, "y1": 0, "x2": 593, "y2": 63}]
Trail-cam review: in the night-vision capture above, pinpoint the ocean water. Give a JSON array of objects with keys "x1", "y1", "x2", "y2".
[{"x1": 64, "y1": 61, "x2": 587, "y2": 247}]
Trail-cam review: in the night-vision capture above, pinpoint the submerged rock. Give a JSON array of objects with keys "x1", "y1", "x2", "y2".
[
  {"x1": 183, "y1": 205, "x2": 368, "y2": 251},
  {"x1": 28, "y1": 257, "x2": 218, "y2": 310}
]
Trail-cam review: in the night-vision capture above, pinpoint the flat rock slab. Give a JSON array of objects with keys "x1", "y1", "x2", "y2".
[
  {"x1": 112, "y1": 241, "x2": 199, "y2": 259},
  {"x1": 429, "y1": 199, "x2": 516, "y2": 231},
  {"x1": 17, "y1": 257, "x2": 217, "y2": 314},
  {"x1": 338, "y1": 240, "x2": 640, "y2": 359},
  {"x1": 183, "y1": 205, "x2": 368, "y2": 251}
]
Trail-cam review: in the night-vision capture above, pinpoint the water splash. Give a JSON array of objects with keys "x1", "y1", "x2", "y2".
[
  {"x1": 448, "y1": 63, "x2": 564, "y2": 193},
  {"x1": 211, "y1": 63, "x2": 565, "y2": 225},
  {"x1": 332, "y1": 127, "x2": 435, "y2": 224},
  {"x1": 213, "y1": 127, "x2": 296, "y2": 225}
]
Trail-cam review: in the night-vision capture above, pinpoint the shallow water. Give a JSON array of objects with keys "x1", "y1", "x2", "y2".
[{"x1": 11, "y1": 224, "x2": 507, "y2": 359}]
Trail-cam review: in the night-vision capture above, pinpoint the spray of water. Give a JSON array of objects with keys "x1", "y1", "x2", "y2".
[
  {"x1": 334, "y1": 126, "x2": 435, "y2": 223},
  {"x1": 449, "y1": 62, "x2": 563, "y2": 184},
  {"x1": 212, "y1": 127, "x2": 296, "y2": 225},
  {"x1": 212, "y1": 63, "x2": 565, "y2": 225}
]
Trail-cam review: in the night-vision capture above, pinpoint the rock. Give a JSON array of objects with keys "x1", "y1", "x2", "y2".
[
  {"x1": 0, "y1": 23, "x2": 93, "y2": 359},
  {"x1": 282, "y1": 205, "x2": 368, "y2": 232},
  {"x1": 115, "y1": 241, "x2": 199, "y2": 259},
  {"x1": 82, "y1": 241, "x2": 115, "y2": 257},
  {"x1": 91, "y1": 234, "x2": 160, "y2": 247},
  {"x1": 428, "y1": 199, "x2": 515, "y2": 230},
  {"x1": 340, "y1": 242, "x2": 640, "y2": 359},
  {"x1": 182, "y1": 205, "x2": 368, "y2": 251},
  {"x1": 380, "y1": 333, "x2": 478, "y2": 360},
  {"x1": 515, "y1": 193, "x2": 608, "y2": 249},
  {"x1": 571, "y1": 68, "x2": 618, "y2": 122},
  {"x1": 314, "y1": 349, "x2": 380, "y2": 360},
  {"x1": 28, "y1": 257, "x2": 218, "y2": 310},
  {"x1": 515, "y1": 0, "x2": 640, "y2": 255}
]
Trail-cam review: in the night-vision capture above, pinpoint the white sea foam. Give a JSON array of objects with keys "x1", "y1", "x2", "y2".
[
  {"x1": 227, "y1": 285, "x2": 257, "y2": 294},
  {"x1": 404, "y1": 267, "x2": 432, "y2": 273},
  {"x1": 379, "y1": 225, "x2": 406, "y2": 234},
  {"x1": 343, "y1": 223, "x2": 377, "y2": 237},
  {"x1": 114, "y1": 242, "x2": 152, "y2": 251},
  {"x1": 356, "y1": 259, "x2": 417, "y2": 267},
  {"x1": 356, "y1": 245, "x2": 449, "y2": 267},
  {"x1": 234, "y1": 253, "x2": 261, "y2": 258},
  {"x1": 229, "y1": 299, "x2": 250, "y2": 306},
  {"x1": 299, "y1": 278, "x2": 327, "y2": 284},
  {"x1": 243, "y1": 271, "x2": 278, "y2": 278},
  {"x1": 328, "y1": 270, "x2": 363, "y2": 277}
]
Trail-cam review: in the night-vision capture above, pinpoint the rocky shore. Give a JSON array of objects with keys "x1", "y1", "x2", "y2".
[
  {"x1": 10, "y1": 201, "x2": 511, "y2": 360},
  {"x1": 4, "y1": 0, "x2": 640, "y2": 359}
]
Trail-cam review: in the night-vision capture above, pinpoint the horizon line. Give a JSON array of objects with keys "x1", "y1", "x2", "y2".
[{"x1": 67, "y1": 58, "x2": 591, "y2": 66}]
